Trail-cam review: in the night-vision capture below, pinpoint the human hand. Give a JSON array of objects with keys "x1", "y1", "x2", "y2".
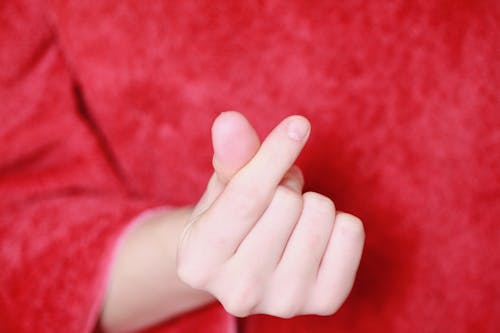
[{"x1": 177, "y1": 112, "x2": 364, "y2": 318}]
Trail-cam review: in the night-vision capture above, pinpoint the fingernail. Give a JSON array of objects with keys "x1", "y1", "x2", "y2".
[{"x1": 287, "y1": 117, "x2": 310, "y2": 141}]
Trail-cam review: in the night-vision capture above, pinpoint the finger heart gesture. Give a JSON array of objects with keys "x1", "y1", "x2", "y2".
[{"x1": 177, "y1": 112, "x2": 364, "y2": 318}]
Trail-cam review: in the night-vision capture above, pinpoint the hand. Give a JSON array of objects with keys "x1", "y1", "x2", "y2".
[{"x1": 177, "y1": 112, "x2": 365, "y2": 318}]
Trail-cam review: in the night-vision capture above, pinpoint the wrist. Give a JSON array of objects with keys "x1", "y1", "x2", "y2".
[{"x1": 100, "y1": 206, "x2": 214, "y2": 333}]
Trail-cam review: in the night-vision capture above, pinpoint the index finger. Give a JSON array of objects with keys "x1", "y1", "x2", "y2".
[{"x1": 200, "y1": 115, "x2": 310, "y2": 255}]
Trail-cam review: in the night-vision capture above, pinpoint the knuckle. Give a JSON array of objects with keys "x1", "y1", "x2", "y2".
[
  {"x1": 177, "y1": 233, "x2": 212, "y2": 288},
  {"x1": 275, "y1": 185, "x2": 302, "y2": 206},
  {"x1": 223, "y1": 299, "x2": 253, "y2": 317},
  {"x1": 266, "y1": 281, "x2": 304, "y2": 318},
  {"x1": 303, "y1": 192, "x2": 335, "y2": 216},
  {"x1": 268, "y1": 298, "x2": 301, "y2": 318},
  {"x1": 269, "y1": 309, "x2": 295, "y2": 319},
  {"x1": 281, "y1": 170, "x2": 303, "y2": 191},
  {"x1": 337, "y1": 213, "x2": 365, "y2": 239},
  {"x1": 221, "y1": 272, "x2": 261, "y2": 317},
  {"x1": 310, "y1": 298, "x2": 342, "y2": 316},
  {"x1": 176, "y1": 261, "x2": 210, "y2": 289},
  {"x1": 306, "y1": 287, "x2": 346, "y2": 316}
]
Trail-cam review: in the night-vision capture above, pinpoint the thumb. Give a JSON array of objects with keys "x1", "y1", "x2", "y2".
[
  {"x1": 211, "y1": 111, "x2": 260, "y2": 183},
  {"x1": 190, "y1": 111, "x2": 260, "y2": 218}
]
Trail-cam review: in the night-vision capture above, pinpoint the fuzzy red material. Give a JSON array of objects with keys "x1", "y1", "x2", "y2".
[{"x1": 1, "y1": 1, "x2": 498, "y2": 332}]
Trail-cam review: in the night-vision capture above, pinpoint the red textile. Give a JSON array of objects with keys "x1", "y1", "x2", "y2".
[{"x1": 1, "y1": 1, "x2": 498, "y2": 332}]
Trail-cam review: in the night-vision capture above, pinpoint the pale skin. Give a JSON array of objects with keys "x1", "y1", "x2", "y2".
[{"x1": 100, "y1": 112, "x2": 365, "y2": 333}]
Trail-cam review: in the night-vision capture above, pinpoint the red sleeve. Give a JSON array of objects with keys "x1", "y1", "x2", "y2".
[
  {"x1": 0, "y1": 2, "x2": 150, "y2": 332},
  {"x1": 0, "y1": 2, "x2": 234, "y2": 332}
]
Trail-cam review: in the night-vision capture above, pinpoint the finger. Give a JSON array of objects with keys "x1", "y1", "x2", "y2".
[
  {"x1": 191, "y1": 165, "x2": 303, "y2": 236},
  {"x1": 276, "y1": 192, "x2": 335, "y2": 280},
  {"x1": 230, "y1": 184, "x2": 303, "y2": 274},
  {"x1": 212, "y1": 111, "x2": 260, "y2": 184},
  {"x1": 279, "y1": 165, "x2": 304, "y2": 193},
  {"x1": 190, "y1": 115, "x2": 310, "y2": 263},
  {"x1": 227, "y1": 115, "x2": 309, "y2": 203},
  {"x1": 192, "y1": 111, "x2": 260, "y2": 218},
  {"x1": 190, "y1": 173, "x2": 224, "y2": 219},
  {"x1": 307, "y1": 212, "x2": 365, "y2": 315},
  {"x1": 209, "y1": 115, "x2": 309, "y2": 228}
]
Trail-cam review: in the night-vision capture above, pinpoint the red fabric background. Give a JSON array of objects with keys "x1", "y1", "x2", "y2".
[{"x1": 1, "y1": 1, "x2": 498, "y2": 332}]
